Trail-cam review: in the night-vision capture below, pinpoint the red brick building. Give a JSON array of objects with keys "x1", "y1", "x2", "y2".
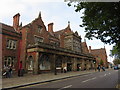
[
  {"x1": 1, "y1": 13, "x2": 96, "y2": 75},
  {"x1": 55, "y1": 22, "x2": 82, "y2": 53},
  {"x1": 89, "y1": 46, "x2": 108, "y2": 68},
  {"x1": 1, "y1": 22, "x2": 21, "y2": 72},
  {"x1": 17, "y1": 13, "x2": 60, "y2": 73},
  {"x1": 81, "y1": 42, "x2": 89, "y2": 54}
]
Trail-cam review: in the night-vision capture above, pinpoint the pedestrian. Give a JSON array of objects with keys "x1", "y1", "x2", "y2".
[
  {"x1": 63, "y1": 66, "x2": 67, "y2": 73},
  {"x1": 97, "y1": 65, "x2": 100, "y2": 72},
  {"x1": 102, "y1": 66, "x2": 105, "y2": 71},
  {"x1": 8, "y1": 66, "x2": 13, "y2": 78},
  {"x1": 5, "y1": 65, "x2": 9, "y2": 78},
  {"x1": 18, "y1": 61, "x2": 23, "y2": 77},
  {"x1": 79, "y1": 66, "x2": 81, "y2": 71}
]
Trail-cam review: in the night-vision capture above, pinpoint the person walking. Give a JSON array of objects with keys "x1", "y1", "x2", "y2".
[
  {"x1": 102, "y1": 66, "x2": 105, "y2": 71},
  {"x1": 97, "y1": 65, "x2": 101, "y2": 72},
  {"x1": 79, "y1": 66, "x2": 81, "y2": 71},
  {"x1": 63, "y1": 66, "x2": 67, "y2": 73},
  {"x1": 6, "y1": 65, "x2": 10, "y2": 78},
  {"x1": 8, "y1": 66, "x2": 12, "y2": 78},
  {"x1": 18, "y1": 61, "x2": 23, "y2": 77}
]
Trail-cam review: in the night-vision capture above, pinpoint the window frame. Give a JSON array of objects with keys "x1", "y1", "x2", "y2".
[{"x1": 6, "y1": 39, "x2": 17, "y2": 50}]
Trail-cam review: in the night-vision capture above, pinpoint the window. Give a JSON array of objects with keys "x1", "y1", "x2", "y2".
[
  {"x1": 6, "y1": 39, "x2": 17, "y2": 50},
  {"x1": 4, "y1": 56, "x2": 15, "y2": 67},
  {"x1": 39, "y1": 55, "x2": 50, "y2": 70},
  {"x1": 38, "y1": 25, "x2": 43, "y2": 33},
  {"x1": 34, "y1": 36, "x2": 43, "y2": 43}
]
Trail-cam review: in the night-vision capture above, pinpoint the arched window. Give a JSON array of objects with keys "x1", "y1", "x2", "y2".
[{"x1": 39, "y1": 54, "x2": 50, "y2": 70}]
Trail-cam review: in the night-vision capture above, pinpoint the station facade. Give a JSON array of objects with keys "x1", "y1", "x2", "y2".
[{"x1": 1, "y1": 12, "x2": 108, "y2": 75}]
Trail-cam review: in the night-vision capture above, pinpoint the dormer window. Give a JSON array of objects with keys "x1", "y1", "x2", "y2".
[{"x1": 38, "y1": 25, "x2": 43, "y2": 33}]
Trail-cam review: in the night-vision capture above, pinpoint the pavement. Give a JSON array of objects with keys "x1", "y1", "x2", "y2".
[{"x1": 1, "y1": 69, "x2": 110, "y2": 89}]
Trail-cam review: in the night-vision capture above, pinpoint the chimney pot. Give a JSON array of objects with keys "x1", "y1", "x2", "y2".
[
  {"x1": 89, "y1": 46, "x2": 91, "y2": 53},
  {"x1": 13, "y1": 13, "x2": 20, "y2": 31},
  {"x1": 48, "y1": 23, "x2": 54, "y2": 33}
]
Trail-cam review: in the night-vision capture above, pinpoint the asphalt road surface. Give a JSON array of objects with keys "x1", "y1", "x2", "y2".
[{"x1": 17, "y1": 69, "x2": 119, "y2": 89}]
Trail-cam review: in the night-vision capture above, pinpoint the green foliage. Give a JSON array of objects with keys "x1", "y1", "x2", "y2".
[
  {"x1": 68, "y1": 2, "x2": 120, "y2": 47},
  {"x1": 100, "y1": 60, "x2": 103, "y2": 65},
  {"x1": 113, "y1": 59, "x2": 120, "y2": 65},
  {"x1": 110, "y1": 44, "x2": 120, "y2": 59}
]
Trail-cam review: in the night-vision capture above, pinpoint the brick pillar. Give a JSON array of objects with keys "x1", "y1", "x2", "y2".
[
  {"x1": 86, "y1": 60, "x2": 90, "y2": 70},
  {"x1": 51, "y1": 54, "x2": 56, "y2": 72},
  {"x1": 73, "y1": 58, "x2": 77, "y2": 71},
  {"x1": 87, "y1": 60, "x2": 91, "y2": 70},
  {"x1": 33, "y1": 52, "x2": 39, "y2": 74},
  {"x1": 81, "y1": 59, "x2": 85, "y2": 70},
  {"x1": 91, "y1": 60, "x2": 94, "y2": 69},
  {"x1": 51, "y1": 54, "x2": 57, "y2": 75}
]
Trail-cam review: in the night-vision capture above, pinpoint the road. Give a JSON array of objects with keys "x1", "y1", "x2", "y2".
[{"x1": 17, "y1": 69, "x2": 119, "y2": 89}]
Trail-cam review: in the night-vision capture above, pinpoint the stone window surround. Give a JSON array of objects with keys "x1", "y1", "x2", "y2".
[
  {"x1": 4, "y1": 56, "x2": 15, "y2": 68},
  {"x1": 6, "y1": 39, "x2": 17, "y2": 50},
  {"x1": 37, "y1": 25, "x2": 43, "y2": 33},
  {"x1": 34, "y1": 35, "x2": 44, "y2": 43}
]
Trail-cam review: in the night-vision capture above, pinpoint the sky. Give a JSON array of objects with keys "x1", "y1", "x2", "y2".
[{"x1": 0, "y1": 0, "x2": 114, "y2": 62}]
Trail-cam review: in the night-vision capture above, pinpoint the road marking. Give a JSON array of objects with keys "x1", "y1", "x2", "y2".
[
  {"x1": 58, "y1": 85, "x2": 72, "y2": 90},
  {"x1": 82, "y1": 79, "x2": 91, "y2": 83},
  {"x1": 99, "y1": 72, "x2": 111, "y2": 78},
  {"x1": 91, "y1": 77, "x2": 96, "y2": 80},
  {"x1": 82, "y1": 77, "x2": 96, "y2": 83},
  {"x1": 104, "y1": 74, "x2": 107, "y2": 76},
  {"x1": 63, "y1": 85, "x2": 72, "y2": 88},
  {"x1": 99, "y1": 73, "x2": 107, "y2": 77}
]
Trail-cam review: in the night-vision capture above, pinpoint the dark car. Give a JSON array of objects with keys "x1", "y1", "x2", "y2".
[{"x1": 114, "y1": 66, "x2": 118, "y2": 70}]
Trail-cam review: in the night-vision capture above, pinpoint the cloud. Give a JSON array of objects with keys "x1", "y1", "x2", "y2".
[{"x1": 0, "y1": 0, "x2": 114, "y2": 62}]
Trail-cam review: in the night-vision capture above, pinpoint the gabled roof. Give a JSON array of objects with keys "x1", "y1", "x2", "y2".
[
  {"x1": 21, "y1": 12, "x2": 45, "y2": 29},
  {"x1": 1, "y1": 23, "x2": 16, "y2": 32},
  {"x1": 54, "y1": 21, "x2": 72, "y2": 35},
  {"x1": 1, "y1": 23, "x2": 21, "y2": 37}
]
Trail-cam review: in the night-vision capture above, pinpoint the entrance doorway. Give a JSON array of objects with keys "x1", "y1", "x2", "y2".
[
  {"x1": 27, "y1": 56, "x2": 34, "y2": 73},
  {"x1": 77, "y1": 64, "x2": 80, "y2": 71},
  {"x1": 67, "y1": 63, "x2": 72, "y2": 72}
]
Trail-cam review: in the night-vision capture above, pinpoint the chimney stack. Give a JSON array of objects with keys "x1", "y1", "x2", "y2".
[
  {"x1": 13, "y1": 13, "x2": 20, "y2": 31},
  {"x1": 48, "y1": 23, "x2": 53, "y2": 33},
  {"x1": 89, "y1": 46, "x2": 91, "y2": 53}
]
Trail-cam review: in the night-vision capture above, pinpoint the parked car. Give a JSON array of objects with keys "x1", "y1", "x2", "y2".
[
  {"x1": 114, "y1": 66, "x2": 118, "y2": 70},
  {"x1": 118, "y1": 64, "x2": 120, "y2": 69}
]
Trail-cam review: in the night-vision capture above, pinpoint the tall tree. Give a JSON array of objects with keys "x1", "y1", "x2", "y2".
[
  {"x1": 110, "y1": 44, "x2": 120, "y2": 59},
  {"x1": 113, "y1": 58, "x2": 120, "y2": 65},
  {"x1": 68, "y1": 2, "x2": 120, "y2": 48}
]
